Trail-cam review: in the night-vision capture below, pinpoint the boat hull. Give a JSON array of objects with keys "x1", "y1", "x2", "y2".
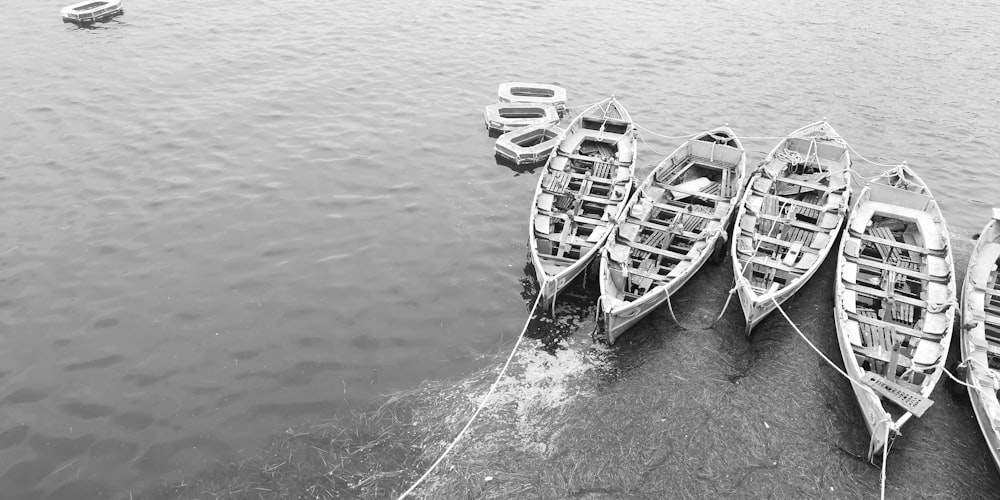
[
  {"x1": 832, "y1": 164, "x2": 956, "y2": 460},
  {"x1": 528, "y1": 97, "x2": 637, "y2": 307},
  {"x1": 960, "y1": 209, "x2": 1000, "y2": 472},
  {"x1": 730, "y1": 121, "x2": 852, "y2": 335},
  {"x1": 597, "y1": 127, "x2": 747, "y2": 343}
]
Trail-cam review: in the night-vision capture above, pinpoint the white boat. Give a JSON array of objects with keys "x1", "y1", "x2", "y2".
[
  {"x1": 497, "y1": 82, "x2": 567, "y2": 115},
  {"x1": 528, "y1": 97, "x2": 636, "y2": 309},
  {"x1": 833, "y1": 164, "x2": 956, "y2": 461},
  {"x1": 494, "y1": 125, "x2": 563, "y2": 166},
  {"x1": 730, "y1": 121, "x2": 852, "y2": 334},
  {"x1": 597, "y1": 127, "x2": 747, "y2": 343},
  {"x1": 61, "y1": 0, "x2": 123, "y2": 23},
  {"x1": 961, "y1": 208, "x2": 1000, "y2": 472},
  {"x1": 483, "y1": 102, "x2": 560, "y2": 134}
]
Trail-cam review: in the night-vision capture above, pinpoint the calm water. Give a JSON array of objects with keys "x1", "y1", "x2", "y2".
[{"x1": 1, "y1": 0, "x2": 998, "y2": 497}]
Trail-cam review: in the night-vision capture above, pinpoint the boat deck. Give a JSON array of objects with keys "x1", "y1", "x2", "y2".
[{"x1": 614, "y1": 152, "x2": 740, "y2": 300}]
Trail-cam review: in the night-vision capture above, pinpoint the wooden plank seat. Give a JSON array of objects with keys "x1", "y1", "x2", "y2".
[
  {"x1": 774, "y1": 174, "x2": 832, "y2": 193},
  {"x1": 655, "y1": 162, "x2": 694, "y2": 184},
  {"x1": 642, "y1": 229, "x2": 667, "y2": 249},
  {"x1": 753, "y1": 234, "x2": 820, "y2": 254},
  {"x1": 868, "y1": 226, "x2": 902, "y2": 262},
  {"x1": 844, "y1": 282, "x2": 929, "y2": 310},
  {"x1": 754, "y1": 212, "x2": 826, "y2": 234},
  {"x1": 626, "y1": 217, "x2": 701, "y2": 241},
  {"x1": 628, "y1": 240, "x2": 693, "y2": 261},
  {"x1": 848, "y1": 311, "x2": 943, "y2": 341},
  {"x1": 689, "y1": 157, "x2": 738, "y2": 171},
  {"x1": 744, "y1": 256, "x2": 798, "y2": 274},
  {"x1": 592, "y1": 162, "x2": 614, "y2": 179},
  {"x1": 853, "y1": 308, "x2": 912, "y2": 370},
  {"x1": 651, "y1": 201, "x2": 718, "y2": 219},
  {"x1": 853, "y1": 231, "x2": 941, "y2": 256},
  {"x1": 543, "y1": 171, "x2": 571, "y2": 193},
  {"x1": 848, "y1": 255, "x2": 947, "y2": 283},
  {"x1": 764, "y1": 194, "x2": 826, "y2": 214}
]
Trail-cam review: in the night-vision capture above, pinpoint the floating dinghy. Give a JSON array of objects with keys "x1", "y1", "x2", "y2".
[
  {"x1": 597, "y1": 127, "x2": 747, "y2": 343},
  {"x1": 495, "y1": 125, "x2": 564, "y2": 166},
  {"x1": 960, "y1": 208, "x2": 1000, "y2": 472},
  {"x1": 498, "y1": 82, "x2": 567, "y2": 115},
  {"x1": 834, "y1": 164, "x2": 956, "y2": 462},
  {"x1": 484, "y1": 102, "x2": 560, "y2": 134},
  {"x1": 61, "y1": 0, "x2": 123, "y2": 23}
]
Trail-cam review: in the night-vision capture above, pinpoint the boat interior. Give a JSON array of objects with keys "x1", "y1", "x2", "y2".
[
  {"x1": 735, "y1": 137, "x2": 848, "y2": 294},
  {"x1": 533, "y1": 110, "x2": 633, "y2": 274},
  {"x1": 606, "y1": 135, "x2": 743, "y2": 301},
  {"x1": 972, "y1": 219, "x2": 1000, "y2": 372}
]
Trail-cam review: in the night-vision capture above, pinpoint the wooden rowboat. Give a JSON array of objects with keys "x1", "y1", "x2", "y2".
[
  {"x1": 833, "y1": 164, "x2": 956, "y2": 461},
  {"x1": 528, "y1": 97, "x2": 637, "y2": 309},
  {"x1": 961, "y1": 208, "x2": 1000, "y2": 471},
  {"x1": 597, "y1": 127, "x2": 747, "y2": 343},
  {"x1": 731, "y1": 121, "x2": 852, "y2": 335}
]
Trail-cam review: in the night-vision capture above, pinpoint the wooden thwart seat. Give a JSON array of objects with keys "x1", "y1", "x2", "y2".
[
  {"x1": 849, "y1": 255, "x2": 945, "y2": 283},
  {"x1": 849, "y1": 311, "x2": 941, "y2": 341}
]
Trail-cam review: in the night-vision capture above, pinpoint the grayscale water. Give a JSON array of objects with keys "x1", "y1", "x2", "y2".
[{"x1": 1, "y1": 0, "x2": 998, "y2": 497}]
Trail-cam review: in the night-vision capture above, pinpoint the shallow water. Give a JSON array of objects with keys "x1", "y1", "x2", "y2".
[{"x1": 1, "y1": 0, "x2": 999, "y2": 497}]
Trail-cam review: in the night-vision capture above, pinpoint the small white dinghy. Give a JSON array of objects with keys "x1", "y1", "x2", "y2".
[
  {"x1": 731, "y1": 121, "x2": 852, "y2": 334},
  {"x1": 494, "y1": 125, "x2": 563, "y2": 166},
  {"x1": 834, "y1": 164, "x2": 956, "y2": 462},
  {"x1": 528, "y1": 97, "x2": 636, "y2": 309},
  {"x1": 961, "y1": 208, "x2": 1000, "y2": 472},
  {"x1": 597, "y1": 127, "x2": 747, "y2": 343},
  {"x1": 483, "y1": 102, "x2": 560, "y2": 134},
  {"x1": 497, "y1": 82, "x2": 567, "y2": 115},
  {"x1": 61, "y1": 0, "x2": 123, "y2": 24}
]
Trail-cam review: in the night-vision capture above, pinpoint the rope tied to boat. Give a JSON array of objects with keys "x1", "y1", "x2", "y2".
[{"x1": 396, "y1": 293, "x2": 543, "y2": 499}]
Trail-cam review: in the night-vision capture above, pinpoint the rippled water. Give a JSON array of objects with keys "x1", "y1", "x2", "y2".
[{"x1": 1, "y1": 0, "x2": 998, "y2": 497}]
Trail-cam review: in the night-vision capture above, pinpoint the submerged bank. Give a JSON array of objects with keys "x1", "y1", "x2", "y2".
[{"x1": 130, "y1": 255, "x2": 999, "y2": 499}]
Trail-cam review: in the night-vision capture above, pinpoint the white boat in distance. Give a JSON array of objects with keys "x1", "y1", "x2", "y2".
[
  {"x1": 833, "y1": 164, "x2": 956, "y2": 461},
  {"x1": 597, "y1": 127, "x2": 746, "y2": 344},
  {"x1": 528, "y1": 97, "x2": 637, "y2": 309},
  {"x1": 730, "y1": 121, "x2": 852, "y2": 335}
]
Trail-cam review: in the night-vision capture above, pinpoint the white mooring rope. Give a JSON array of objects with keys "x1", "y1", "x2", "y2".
[
  {"x1": 766, "y1": 295, "x2": 893, "y2": 500},
  {"x1": 396, "y1": 293, "x2": 543, "y2": 499}
]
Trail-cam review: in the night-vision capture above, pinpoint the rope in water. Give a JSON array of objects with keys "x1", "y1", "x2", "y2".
[
  {"x1": 766, "y1": 296, "x2": 895, "y2": 499},
  {"x1": 396, "y1": 292, "x2": 543, "y2": 500}
]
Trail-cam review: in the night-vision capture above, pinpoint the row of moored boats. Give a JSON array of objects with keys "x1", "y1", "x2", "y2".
[{"x1": 516, "y1": 94, "x2": 1000, "y2": 471}]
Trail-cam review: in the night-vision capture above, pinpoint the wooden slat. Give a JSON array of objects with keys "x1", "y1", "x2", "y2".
[
  {"x1": 847, "y1": 312, "x2": 942, "y2": 341},
  {"x1": 843, "y1": 282, "x2": 928, "y2": 309},
  {"x1": 753, "y1": 234, "x2": 820, "y2": 254},
  {"x1": 854, "y1": 344, "x2": 913, "y2": 368},
  {"x1": 848, "y1": 256, "x2": 946, "y2": 283},
  {"x1": 625, "y1": 217, "x2": 701, "y2": 240},
  {"x1": 651, "y1": 202, "x2": 717, "y2": 219},
  {"x1": 753, "y1": 212, "x2": 826, "y2": 233},
  {"x1": 627, "y1": 241, "x2": 693, "y2": 261},
  {"x1": 850, "y1": 232, "x2": 936, "y2": 256}
]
